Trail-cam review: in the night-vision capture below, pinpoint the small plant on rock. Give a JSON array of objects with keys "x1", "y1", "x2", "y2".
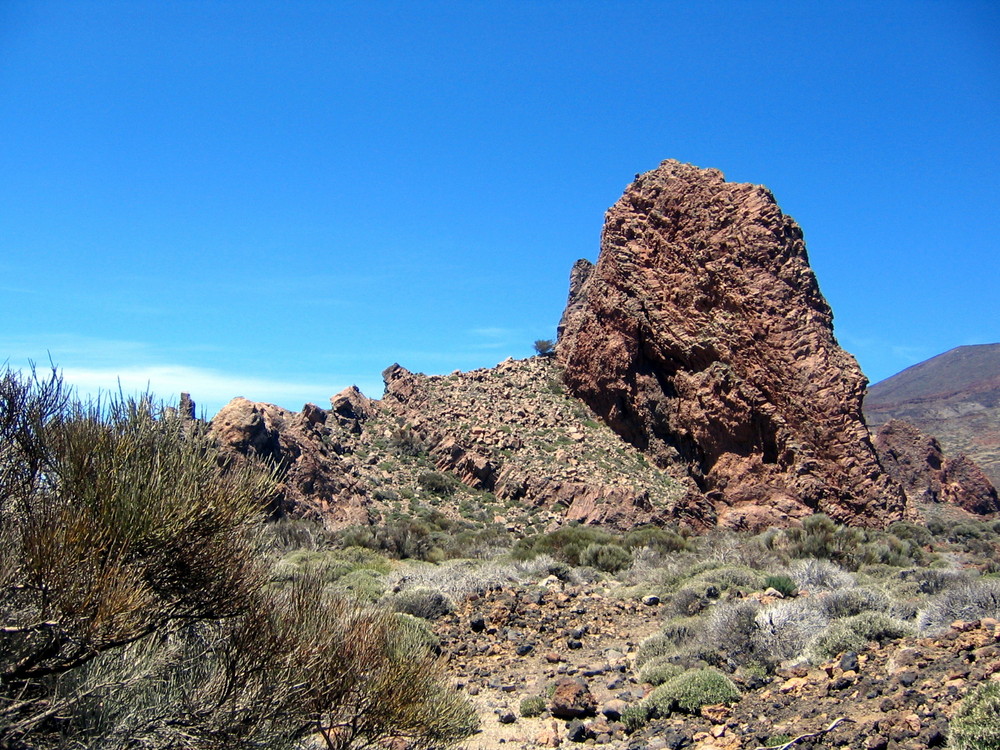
[
  {"x1": 764, "y1": 574, "x2": 799, "y2": 598},
  {"x1": 533, "y1": 339, "x2": 555, "y2": 356}
]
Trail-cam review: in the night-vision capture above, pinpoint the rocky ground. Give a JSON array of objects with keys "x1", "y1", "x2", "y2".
[{"x1": 431, "y1": 581, "x2": 1000, "y2": 750}]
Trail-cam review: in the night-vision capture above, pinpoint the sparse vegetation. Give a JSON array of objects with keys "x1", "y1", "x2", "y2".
[
  {"x1": 519, "y1": 695, "x2": 546, "y2": 717},
  {"x1": 0, "y1": 367, "x2": 477, "y2": 749}
]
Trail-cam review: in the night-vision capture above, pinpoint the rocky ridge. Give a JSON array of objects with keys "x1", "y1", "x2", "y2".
[
  {"x1": 210, "y1": 356, "x2": 712, "y2": 534},
  {"x1": 209, "y1": 161, "x2": 997, "y2": 532},
  {"x1": 557, "y1": 160, "x2": 905, "y2": 530},
  {"x1": 866, "y1": 344, "x2": 1000, "y2": 487}
]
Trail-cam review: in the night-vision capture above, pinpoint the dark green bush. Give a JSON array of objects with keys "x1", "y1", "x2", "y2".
[
  {"x1": 511, "y1": 525, "x2": 619, "y2": 566},
  {"x1": 418, "y1": 471, "x2": 458, "y2": 496},
  {"x1": 949, "y1": 681, "x2": 1000, "y2": 750},
  {"x1": 387, "y1": 587, "x2": 454, "y2": 620},
  {"x1": 580, "y1": 542, "x2": 633, "y2": 572},
  {"x1": 624, "y1": 525, "x2": 690, "y2": 554}
]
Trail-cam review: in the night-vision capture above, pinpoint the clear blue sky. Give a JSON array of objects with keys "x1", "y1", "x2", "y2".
[{"x1": 2, "y1": 1, "x2": 997, "y2": 417}]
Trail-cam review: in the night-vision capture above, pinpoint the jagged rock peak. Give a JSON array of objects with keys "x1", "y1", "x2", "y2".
[{"x1": 557, "y1": 159, "x2": 906, "y2": 529}]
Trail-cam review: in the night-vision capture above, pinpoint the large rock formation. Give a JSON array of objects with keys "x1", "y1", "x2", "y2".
[
  {"x1": 557, "y1": 160, "x2": 906, "y2": 529},
  {"x1": 209, "y1": 394, "x2": 373, "y2": 526},
  {"x1": 873, "y1": 419, "x2": 999, "y2": 516}
]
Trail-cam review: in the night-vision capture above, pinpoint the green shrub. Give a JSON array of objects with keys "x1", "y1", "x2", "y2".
[
  {"x1": 765, "y1": 736, "x2": 794, "y2": 748},
  {"x1": 512, "y1": 525, "x2": 618, "y2": 566},
  {"x1": 418, "y1": 471, "x2": 458, "y2": 496},
  {"x1": 949, "y1": 681, "x2": 1000, "y2": 749},
  {"x1": 638, "y1": 658, "x2": 685, "y2": 686},
  {"x1": 331, "y1": 569, "x2": 387, "y2": 603},
  {"x1": 809, "y1": 612, "x2": 912, "y2": 661},
  {"x1": 580, "y1": 542, "x2": 633, "y2": 573},
  {"x1": 387, "y1": 587, "x2": 454, "y2": 620},
  {"x1": 621, "y1": 704, "x2": 650, "y2": 732},
  {"x1": 394, "y1": 613, "x2": 442, "y2": 656},
  {"x1": 635, "y1": 632, "x2": 675, "y2": 667},
  {"x1": 624, "y1": 526, "x2": 689, "y2": 554},
  {"x1": 644, "y1": 669, "x2": 740, "y2": 715},
  {"x1": 764, "y1": 575, "x2": 799, "y2": 597},
  {"x1": 519, "y1": 695, "x2": 547, "y2": 717}
]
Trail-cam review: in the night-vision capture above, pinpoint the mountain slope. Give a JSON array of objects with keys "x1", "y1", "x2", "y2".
[{"x1": 865, "y1": 344, "x2": 1000, "y2": 486}]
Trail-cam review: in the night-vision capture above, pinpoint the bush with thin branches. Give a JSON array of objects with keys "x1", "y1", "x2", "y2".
[{"x1": 0, "y1": 367, "x2": 477, "y2": 749}]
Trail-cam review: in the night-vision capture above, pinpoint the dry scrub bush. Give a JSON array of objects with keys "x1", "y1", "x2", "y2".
[
  {"x1": 917, "y1": 579, "x2": 1000, "y2": 634},
  {"x1": 808, "y1": 611, "x2": 912, "y2": 661},
  {"x1": 0, "y1": 368, "x2": 477, "y2": 749},
  {"x1": 753, "y1": 599, "x2": 831, "y2": 664},
  {"x1": 788, "y1": 558, "x2": 855, "y2": 592},
  {"x1": 815, "y1": 587, "x2": 891, "y2": 619}
]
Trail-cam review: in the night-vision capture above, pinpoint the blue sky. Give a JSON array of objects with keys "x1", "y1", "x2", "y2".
[{"x1": 2, "y1": 1, "x2": 997, "y2": 417}]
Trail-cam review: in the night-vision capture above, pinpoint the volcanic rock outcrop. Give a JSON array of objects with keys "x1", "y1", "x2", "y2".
[
  {"x1": 874, "y1": 419, "x2": 999, "y2": 516},
  {"x1": 557, "y1": 160, "x2": 906, "y2": 529},
  {"x1": 210, "y1": 394, "x2": 373, "y2": 526}
]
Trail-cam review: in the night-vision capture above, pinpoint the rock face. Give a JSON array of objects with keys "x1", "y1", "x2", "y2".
[
  {"x1": 557, "y1": 160, "x2": 906, "y2": 529},
  {"x1": 209, "y1": 396, "x2": 372, "y2": 525},
  {"x1": 874, "y1": 419, "x2": 999, "y2": 516}
]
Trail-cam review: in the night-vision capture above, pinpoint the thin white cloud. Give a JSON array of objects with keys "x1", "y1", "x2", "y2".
[
  {"x1": 470, "y1": 327, "x2": 514, "y2": 338},
  {"x1": 56, "y1": 365, "x2": 387, "y2": 418}
]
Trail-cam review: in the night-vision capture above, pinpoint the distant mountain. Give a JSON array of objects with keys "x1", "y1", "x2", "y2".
[{"x1": 865, "y1": 344, "x2": 1000, "y2": 486}]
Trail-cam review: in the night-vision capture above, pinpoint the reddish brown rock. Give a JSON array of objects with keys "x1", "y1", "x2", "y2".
[
  {"x1": 548, "y1": 678, "x2": 596, "y2": 719},
  {"x1": 210, "y1": 396, "x2": 372, "y2": 525},
  {"x1": 557, "y1": 160, "x2": 905, "y2": 528},
  {"x1": 874, "y1": 419, "x2": 999, "y2": 515}
]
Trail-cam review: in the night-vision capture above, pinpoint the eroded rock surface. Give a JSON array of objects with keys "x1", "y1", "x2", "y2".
[
  {"x1": 210, "y1": 396, "x2": 372, "y2": 525},
  {"x1": 874, "y1": 419, "x2": 999, "y2": 516},
  {"x1": 557, "y1": 160, "x2": 905, "y2": 529}
]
